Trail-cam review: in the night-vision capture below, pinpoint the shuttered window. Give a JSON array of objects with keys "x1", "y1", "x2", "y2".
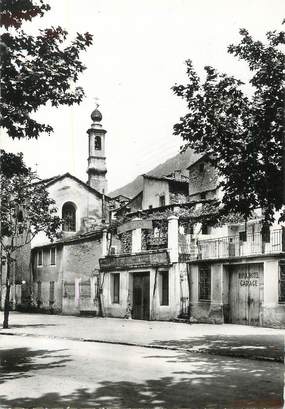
[
  {"x1": 199, "y1": 265, "x2": 211, "y2": 301},
  {"x1": 50, "y1": 247, "x2": 56, "y2": 265},
  {"x1": 112, "y1": 273, "x2": 120, "y2": 304}
]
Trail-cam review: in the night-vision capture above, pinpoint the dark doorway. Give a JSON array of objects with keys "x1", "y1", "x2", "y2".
[{"x1": 132, "y1": 272, "x2": 150, "y2": 320}]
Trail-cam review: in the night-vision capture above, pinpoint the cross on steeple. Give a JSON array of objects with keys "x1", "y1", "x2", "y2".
[{"x1": 93, "y1": 97, "x2": 100, "y2": 109}]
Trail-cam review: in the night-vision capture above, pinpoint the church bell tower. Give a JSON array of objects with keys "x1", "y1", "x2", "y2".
[{"x1": 87, "y1": 106, "x2": 107, "y2": 194}]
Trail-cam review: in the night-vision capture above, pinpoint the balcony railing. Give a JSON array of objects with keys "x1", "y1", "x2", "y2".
[{"x1": 179, "y1": 229, "x2": 285, "y2": 261}]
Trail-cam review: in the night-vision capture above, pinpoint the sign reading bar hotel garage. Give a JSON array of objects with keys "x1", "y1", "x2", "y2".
[{"x1": 238, "y1": 271, "x2": 259, "y2": 287}]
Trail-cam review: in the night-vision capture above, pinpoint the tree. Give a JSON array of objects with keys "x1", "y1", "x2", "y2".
[
  {"x1": 0, "y1": 0, "x2": 93, "y2": 139},
  {"x1": 173, "y1": 23, "x2": 285, "y2": 226},
  {"x1": 0, "y1": 149, "x2": 29, "y2": 178},
  {"x1": 0, "y1": 165, "x2": 61, "y2": 328}
]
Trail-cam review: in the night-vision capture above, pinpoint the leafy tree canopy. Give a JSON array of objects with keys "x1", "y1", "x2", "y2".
[
  {"x1": 173, "y1": 24, "x2": 285, "y2": 225},
  {"x1": 1, "y1": 167, "x2": 62, "y2": 253},
  {"x1": 0, "y1": 0, "x2": 93, "y2": 139},
  {"x1": 0, "y1": 149, "x2": 29, "y2": 177}
]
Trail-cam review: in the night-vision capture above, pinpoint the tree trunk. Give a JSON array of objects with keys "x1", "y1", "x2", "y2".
[
  {"x1": 3, "y1": 254, "x2": 11, "y2": 329},
  {"x1": 97, "y1": 272, "x2": 105, "y2": 317}
]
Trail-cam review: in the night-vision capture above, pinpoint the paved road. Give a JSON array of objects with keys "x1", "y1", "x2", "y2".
[
  {"x1": 1, "y1": 312, "x2": 284, "y2": 361},
  {"x1": 0, "y1": 335, "x2": 283, "y2": 408}
]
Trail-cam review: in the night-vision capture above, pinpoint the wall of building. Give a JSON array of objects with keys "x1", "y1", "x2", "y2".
[
  {"x1": 61, "y1": 238, "x2": 103, "y2": 314},
  {"x1": 262, "y1": 258, "x2": 285, "y2": 328},
  {"x1": 142, "y1": 178, "x2": 170, "y2": 209},
  {"x1": 102, "y1": 263, "x2": 188, "y2": 321},
  {"x1": 189, "y1": 263, "x2": 224, "y2": 324},
  {"x1": 32, "y1": 176, "x2": 103, "y2": 248},
  {"x1": 63, "y1": 238, "x2": 102, "y2": 280},
  {"x1": 189, "y1": 257, "x2": 285, "y2": 328},
  {"x1": 188, "y1": 160, "x2": 218, "y2": 198}
]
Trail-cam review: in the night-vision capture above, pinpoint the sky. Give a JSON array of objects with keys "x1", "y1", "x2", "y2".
[{"x1": 1, "y1": 0, "x2": 285, "y2": 192}]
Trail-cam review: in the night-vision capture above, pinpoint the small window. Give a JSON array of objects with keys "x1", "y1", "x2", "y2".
[
  {"x1": 110, "y1": 246, "x2": 117, "y2": 255},
  {"x1": 37, "y1": 250, "x2": 43, "y2": 266},
  {"x1": 200, "y1": 192, "x2": 206, "y2": 200},
  {"x1": 239, "y1": 231, "x2": 247, "y2": 242},
  {"x1": 160, "y1": 271, "x2": 169, "y2": 306},
  {"x1": 159, "y1": 195, "x2": 165, "y2": 207},
  {"x1": 50, "y1": 281, "x2": 55, "y2": 303},
  {"x1": 262, "y1": 226, "x2": 270, "y2": 243},
  {"x1": 95, "y1": 135, "x2": 101, "y2": 150},
  {"x1": 62, "y1": 202, "x2": 76, "y2": 232},
  {"x1": 199, "y1": 265, "x2": 211, "y2": 301},
  {"x1": 199, "y1": 162, "x2": 204, "y2": 173},
  {"x1": 50, "y1": 247, "x2": 56, "y2": 265},
  {"x1": 112, "y1": 273, "x2": 120, "y2": 303},
  {"x1": 279, "y1": 263, "x2": 285, "y2": 303},
  {"x1": 201, "y1": 224, "x2": 208, "y2": 235},
  {"x1": 149, "y1": 205, "x2": 153, "y2": 209}
]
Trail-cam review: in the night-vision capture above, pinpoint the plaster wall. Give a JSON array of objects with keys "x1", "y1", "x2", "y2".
[
  {"x1": 262, "y1": 258, "x2": 285, "y2": 327},
  {"x1": 189, "y1": 264, "x2": 224, "y2": 324},
  {"x1": 142, "y1": 178, "x2": 170, "y2": 209},
  {"x1": 63, "y1": 239, "x2": 102, "y2": 281},
  {"x1": 32, "y1": 176, "x2": 103, "y2": 247},
  {"x1": 102, "y1": 263, "x2": 188, "y2": 320}
]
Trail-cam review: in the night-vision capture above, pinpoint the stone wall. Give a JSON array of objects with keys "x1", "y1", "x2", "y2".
[{"x1": 188, "y1": 160, "x2": 218, "y2": 197}]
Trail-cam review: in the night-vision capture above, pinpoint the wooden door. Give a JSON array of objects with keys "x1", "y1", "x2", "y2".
[
  {"x1": 229, "y1": 263, "x2": 263, "y2": 326},
  {"x1": 132, "y1": 273, "x2": 150, "y2": 320}
]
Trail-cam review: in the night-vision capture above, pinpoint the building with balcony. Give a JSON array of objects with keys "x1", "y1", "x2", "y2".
[
  {"x1": 99, "y1": 152, "x2": 285, "y2": 328},
  {"x1": 99, "y1": 215, "x2": 189, "y2": 320}
]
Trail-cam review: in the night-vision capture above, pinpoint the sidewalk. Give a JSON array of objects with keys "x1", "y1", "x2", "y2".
[{"x1": 1, "y1": 312, "x2": 284, "y2": 362}]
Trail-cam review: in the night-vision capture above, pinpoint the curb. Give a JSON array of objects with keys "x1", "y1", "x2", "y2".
[{"x1": 0, "y1": 331, "x2": 283, "y2": 363}]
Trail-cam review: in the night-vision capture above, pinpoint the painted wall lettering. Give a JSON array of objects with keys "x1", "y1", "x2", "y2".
[
  {"x1": 238, "y1": 272, "x2": 259, "y2": 279},
  {"x1": 240, "y1": 279, "x2": 258, "y2": 287}
]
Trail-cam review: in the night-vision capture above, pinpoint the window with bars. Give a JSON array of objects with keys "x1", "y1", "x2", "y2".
[
  {"x1": 160, "y1": 271, "x2": 169, "y2": 306},
  {"x1": 198, "y1": 265, "x2": 211, "y2": 301},
  {"x1": 112, "y1": 273, "x2": 120, "y2": 304},
  {"x1": 62, "y1": 202, "x2": 76, "y2": 231},
  {"x1": 279, "y1": 262, "x2": 285, "y2": 303},
  {"x1": 50, "y1": 247, "x2": 56, "y2": 265}
]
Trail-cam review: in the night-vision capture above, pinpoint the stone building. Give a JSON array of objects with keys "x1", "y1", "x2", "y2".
[
  {"x1": 99, "y1": 152, "x2": 285, "y2": 328},
  {"x1": 1, "y1": 106, "x2": 116, "y2": 315},
  {"x1": 178, "y1": 157, "x2": 285, "y2": 328}
]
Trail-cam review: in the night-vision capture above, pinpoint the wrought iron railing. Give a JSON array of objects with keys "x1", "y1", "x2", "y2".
[{"x1": 179, "y1": 229, "x2": 285, "y2": 260}]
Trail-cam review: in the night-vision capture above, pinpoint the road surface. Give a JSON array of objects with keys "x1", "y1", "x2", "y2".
[{"x1": 0, "y1": 334, "x2": 283, "y2": 408}]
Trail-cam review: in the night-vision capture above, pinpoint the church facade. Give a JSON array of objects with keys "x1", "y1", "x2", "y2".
[{"x1": 2, "y1": 106, "x2": 119, "y2": 315}]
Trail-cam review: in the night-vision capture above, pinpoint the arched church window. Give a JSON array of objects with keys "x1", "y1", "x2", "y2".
[
  {"x1": 95, "y1": 135, "x2": 101, "y2": 150},
  {"x1": 62, "y1": 202, "x2": 76, "y2": 231}
]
